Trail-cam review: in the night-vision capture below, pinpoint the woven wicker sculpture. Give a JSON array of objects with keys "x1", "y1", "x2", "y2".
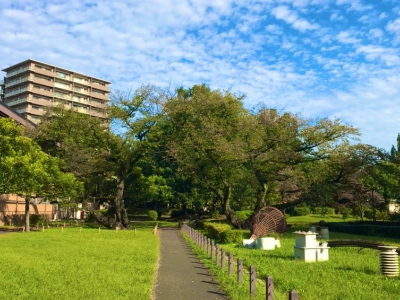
[{"x1": 250, "y1": 206, "x2": 287, "y2": 239}]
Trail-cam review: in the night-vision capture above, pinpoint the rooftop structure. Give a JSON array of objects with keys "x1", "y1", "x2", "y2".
[{"x1": 1, "y1": 59, "x2": 110, "y2": 124}]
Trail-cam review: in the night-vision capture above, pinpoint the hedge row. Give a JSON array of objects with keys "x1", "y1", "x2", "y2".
[
  {"x1": 327, "y1": 222, "x2": 400, "y2": 239},
  {"x1": 196, "y1": 221, "x2": 243, "y2": 244}
]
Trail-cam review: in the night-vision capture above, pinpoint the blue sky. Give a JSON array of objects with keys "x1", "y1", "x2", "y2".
[{"x1": 1, "y1": 0, "x2": 400, "y2": 150}]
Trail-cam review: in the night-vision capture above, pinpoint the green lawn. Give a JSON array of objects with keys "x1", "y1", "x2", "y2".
[
  {"x1": 286, "y1": 213, "x2": 358, "y2": 225},
  {"x1": 184, "y1": 225, "x2": 400, "y2": 300},
  {"x1": 0, "y1": 227, "x2": 159, "y2": 300}
]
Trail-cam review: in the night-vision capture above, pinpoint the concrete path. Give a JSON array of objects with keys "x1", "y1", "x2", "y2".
[{"x1": 153, "y1": 228, "x2": 229, "y2": 300}]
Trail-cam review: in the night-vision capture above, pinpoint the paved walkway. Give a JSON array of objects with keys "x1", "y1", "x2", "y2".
[{"x1": 153, "y1": 228, "x2": 229, "y2": 300}]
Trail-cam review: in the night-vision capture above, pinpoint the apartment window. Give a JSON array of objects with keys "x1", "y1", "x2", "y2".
[
  {"x1": 33, "y1": 95, "x2": 51, "y2": 101},
  {"x1": 92, "y1": 89, "x2": 105, "y2": 95},
  {"x1": 34, "y1": 74, "x2": 52, "y2": 81},
  {"x1": 34, "y1": 84, "x2": 52, "y2": 91},
  {"x1": 35, "y1": 64, "x2": 52, "y2": 71},
  {"x1": 93, "y1": 81, "x2": 105, "y2": 86},
  {"x1": 56, "y1": 71, "x2": 68, "y2": 79},
  {"x1": 32, "y1": 105, "x2": 40, "y2": 110}
]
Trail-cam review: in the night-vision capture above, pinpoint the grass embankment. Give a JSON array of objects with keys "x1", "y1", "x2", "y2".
[
  {"x1": 0, "y1": 227, "x2": 159, "y2": 300},
  {"x1": 185, "y1": 225, "x2": 400, "y2": 300}
]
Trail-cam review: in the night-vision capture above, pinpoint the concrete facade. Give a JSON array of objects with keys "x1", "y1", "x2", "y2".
[{"x1": 2, "y1": 59, "x2": 110, "y2": 124}]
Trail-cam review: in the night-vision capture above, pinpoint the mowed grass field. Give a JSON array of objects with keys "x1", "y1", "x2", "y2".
[
  {"x1": 0, "y1": 227, "x2": 159, "y2": 300},
  {"x1": 185, "y1": 225, "x2": 400, "y2": 300}
]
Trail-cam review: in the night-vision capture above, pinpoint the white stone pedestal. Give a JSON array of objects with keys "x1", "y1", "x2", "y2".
[{"x1": 294, "y1": 231, "x2": 329, "y2": 262}]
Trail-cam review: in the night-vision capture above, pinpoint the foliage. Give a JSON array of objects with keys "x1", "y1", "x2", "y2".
[
  {"x1": 203, "y1": 222, "x2": 231, "y2": 240},
  {"x1": 234, "y1": 210, "x2": 253, "y2": 222},
  {"x1": 292, "y1": 204, "x2": 311, "y2": 216},
  {"x1": 29, "y1": 214, "x2": 46, "y2": 227},
  {"x1": 219, "y1": 230, "x2": 243, "y2": 244},
  {"x1": 0, "y1": 118, "x2": 82, "y2": 231},
  {"x1": 147, "y1": 210, "x2": 158, "y2": 220},
  {"x1": 210, "y1": 210, "x2": 220, "y2": 219},
  {"x1": 327, "y1": 222, "x2": 400, "y2": 238},
  {"x1": 313, "y1": 207, "x2": 335, "y2": 216}
]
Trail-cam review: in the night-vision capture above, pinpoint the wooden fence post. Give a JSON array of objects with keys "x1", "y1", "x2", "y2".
[
  {"x1": 211, "y1": 241, "x2": 214, "y2": 259},
  {"x1": 237, "y1": 258, "x2": 243, "y2": 286},
  {"x1": 250, "y1": 265, "x2": 256, "y2": 297},
  {"x1": 228, "y1": 252, "x2": 233, "y2": 276},
  {"x1": 216, "y1": 244, "x2": 219, "y2": 265},
  {"x1": 266, "y1": 276, "x2": 274, "y2": 300},
  {"x1": 289, "y1": 290, "x2": 298, "y2": 300},
  {"x1": 221, "y1": 248, "x2": 226, "y2": 269}
]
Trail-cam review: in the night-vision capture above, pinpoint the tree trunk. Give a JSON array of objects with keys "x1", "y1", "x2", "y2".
[
  {"x1": 254, "y1": 182, "x2": 268, "y2": 211},
  {"x1": 25, "y1": 196, "x2": 30, "y2": 233},
  {"x1": 114, "y1": 178, "x2": 131, "y2": 229}
]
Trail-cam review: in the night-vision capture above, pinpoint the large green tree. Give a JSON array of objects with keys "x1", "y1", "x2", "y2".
[{"x1": 0, "y1": 118, "x2": 81, "y2": 231}]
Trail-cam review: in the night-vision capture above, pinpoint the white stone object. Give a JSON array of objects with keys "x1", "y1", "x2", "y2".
[
  {"x1": 256, "y1": 237, "x2": 280, "y2": 250},
  {"x1": 293, "y1": 231, "x2": 329, "y2": 262},
  {"x1": 243, "y1": 239, "x2": 256, "y2": 248}
]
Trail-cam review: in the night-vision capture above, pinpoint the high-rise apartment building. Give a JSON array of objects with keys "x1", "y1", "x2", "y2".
[{"x1": 1, "y1": 59, "x2": 110, "y2": 124}]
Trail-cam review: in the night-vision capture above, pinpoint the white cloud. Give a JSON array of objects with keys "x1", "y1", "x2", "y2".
[
  {"x1": 271, "y1": 5, "x2": 319, "y2": 32},
  {"x1": 0, "y1": 0, "x2": 400, "y2": 150},
  {"x1": 336, "y1": 31, "x2": 361, "y2": 44}
]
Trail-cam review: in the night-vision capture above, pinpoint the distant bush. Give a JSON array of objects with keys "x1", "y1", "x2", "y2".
[
  {"x1": 292, "y1": 204, "x2": 311, "y2": 216},
  {"x1": 313, "y1": 207, "x2": 335, "y2": 216},
  {"x1": 147, "y1": 210, "x2": 158, "y2": 221}
]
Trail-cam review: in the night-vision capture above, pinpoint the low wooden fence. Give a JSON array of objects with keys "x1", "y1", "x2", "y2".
[{"x1": 181, "y1": 223, "x2": 299, "y2": 300}]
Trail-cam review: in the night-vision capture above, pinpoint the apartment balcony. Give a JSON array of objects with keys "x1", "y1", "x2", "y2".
[
  {"x1": 54, "y1": 93, "x2": 72, "y2": 101},
  {"x1": 55, "y1": 82, "x2": 72, "y2": 91},
  {"x1": 5, "y1": 77, "x2": 29, "y2": 87},
  {"x1": 89, "y1": 100, "x2": 107, "y2": 109},
  {"x1": 56, "y1": 73, "x2": 72, "y2": 81},
  {"x1": 6, "y1": 66, "x2": 30, "y2": 78},
  {"x1": 72, "y1": 97, "x2": 90, "y2": 105},
  {"x1": 73, "y1": 78, "x2": 90, "y2": 86},
  {"x1": 73, "y1": 87, "x2": 90, "y2": 95},
  {"x1": 4, "y1": 87, "x2": 29, "y2": 97},
  {"x1": 90, "y1": 92, "x2": 109, "y2": 101},
  {"x1": 30, "y1": 76, "x2": 54, "y2": 88},
  {"x1": 27, "y1": 96, "x2": 53, "y2": 107},
  {"x1": 31, "y1": 66, "x2": 54, "y2": 78},
  {"x1": 90, "y1": 110, "x2": 106, "y2": 118},
  {"x1": 4, "y1": 96, "x2": 29, "y2": 107},
  {"x1": 31, "y1": 87, "x2": 54, "y2": 97},
  {"x1": 74, "y1": 107, "x2": 90, "y2": 114},
  {"x1": 91, "y1": 81, "x2": 109, "y2": 92}
]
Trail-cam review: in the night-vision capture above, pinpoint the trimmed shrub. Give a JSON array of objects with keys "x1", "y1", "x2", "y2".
[
  {"x1": 204, "y1": 222, "x2": 231, "y2": 240},
  {"x1": 147, "y1": 210, "x2": 158, "y2": 221},
  {"x1": 219, "y1": 230, "x2": 243, "y2": 244},
  {"x1": 292, "y1": 204, "x2": 311, "y2": 216},
  {"x1": 30, "y1": 214, "x2": 45, "y2": 227}
]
